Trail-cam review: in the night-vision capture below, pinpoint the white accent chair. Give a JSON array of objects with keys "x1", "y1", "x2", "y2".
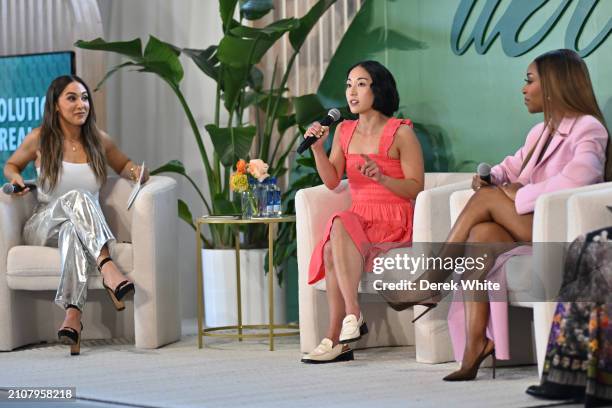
[
  {"x1": 418, "y1": 182, "x2": 612, "y2": 375},
  {"x1": 0, "y1": 175, "x2": 180, "y2": 350},
  {"x1": 296, "y1": 173, "x2": 472, "y2": 354}
]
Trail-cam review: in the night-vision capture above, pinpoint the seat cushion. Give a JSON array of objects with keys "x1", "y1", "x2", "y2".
[{"x1": 6, "y1": 243, "x2": 133, "y2": 290}]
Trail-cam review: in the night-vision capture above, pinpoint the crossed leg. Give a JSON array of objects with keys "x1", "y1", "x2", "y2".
[
  {"x1": 446, "y1": 187, "x2": 533, "y2": 376},
  {"x1": 458, "y1": 222, "x2": 515, "y2": 372},
  {"x1": 59, "y1": 244, "x2": 132, "y2": 334},
  {"x1": 322, "y1": 217, "x2": 364, "y2": 345}
]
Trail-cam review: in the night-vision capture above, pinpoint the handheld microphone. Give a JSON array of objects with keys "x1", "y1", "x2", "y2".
[
  {"x1": 297, "y1": 108, "x2": 342, "y2": 154},
  {"x1": 477, "y1": 163, "x2": 492, "y2": 184},
  {"x1": 2, "y1": 183, "x2": 37, "y2": 195}
]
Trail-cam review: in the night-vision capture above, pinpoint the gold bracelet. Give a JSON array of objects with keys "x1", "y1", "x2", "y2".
[{"x1": 129, "y1": 165, "x2": 137, "y2": 181}]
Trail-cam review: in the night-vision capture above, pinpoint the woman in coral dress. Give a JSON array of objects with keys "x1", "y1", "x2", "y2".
[{"x1": 301, "y1": 61, "x2": 424, "y2": 363}]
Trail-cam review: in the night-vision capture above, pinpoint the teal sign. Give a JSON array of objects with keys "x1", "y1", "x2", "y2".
[
  {"x1": 452, "y1": 0, "x2": 611, "y2": 57},
  {"x1": 0, "y1": 51, "x2": 74, "y2": 182}
]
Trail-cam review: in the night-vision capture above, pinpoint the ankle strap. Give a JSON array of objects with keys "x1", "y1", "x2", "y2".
[{"x1": 98, "y1": 257, "x2": 113, "y2": 272}]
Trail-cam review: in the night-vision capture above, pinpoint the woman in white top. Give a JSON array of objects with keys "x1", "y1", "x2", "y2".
[{"x1": 3, "y1": 75, "x2": 149, "y2": 355}]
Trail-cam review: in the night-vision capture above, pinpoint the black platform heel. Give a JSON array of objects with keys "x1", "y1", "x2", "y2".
[
  {"x1": 57, "y1": 305, "x2": 83, "y2": 356},
  {"x1": 98, "y1": 257, "x2": 135, "y2": 311}
]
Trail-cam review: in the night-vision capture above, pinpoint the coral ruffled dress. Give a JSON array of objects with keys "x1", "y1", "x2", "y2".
[{"x1": 308, "y1": 117, "x2": 415, "y2": 285}]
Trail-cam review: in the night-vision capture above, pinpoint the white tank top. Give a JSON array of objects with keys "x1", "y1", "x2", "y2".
[{"x1": 36, "y1": 161, "x2": 101, "y2": 204}]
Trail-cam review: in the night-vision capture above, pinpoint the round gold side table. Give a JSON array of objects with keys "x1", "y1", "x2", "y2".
[{"x1": 195, "y1": 215, "x2": 298, "y2": 351}]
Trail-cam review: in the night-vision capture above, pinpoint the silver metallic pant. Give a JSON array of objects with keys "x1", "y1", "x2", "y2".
[{"x1": 23, "y1": 189, "x2": 115, "y2": 311}]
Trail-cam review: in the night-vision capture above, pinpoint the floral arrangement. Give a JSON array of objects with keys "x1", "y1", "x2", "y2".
[
  {"x1": 230, "y1": 159, "x2": 270, "y2": 218},
  {"x1": 230, "y1": 159, "x2": 269, "y2": 192}
]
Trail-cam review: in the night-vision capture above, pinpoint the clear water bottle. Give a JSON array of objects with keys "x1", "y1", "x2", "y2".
[
  {"x1": 255, "y1": 179, "x2": 268, "y2": 217},
  {"x1": 273, "y1": 180, "x2": 282, "y2": 217},
  {"x1": 266, "y1": 177, "x2": 276, "y2": 217}
]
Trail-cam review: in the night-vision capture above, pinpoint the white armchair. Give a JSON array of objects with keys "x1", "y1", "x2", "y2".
[
  {"x1": 0, "y1": 175, "x2": 180, "y2": 350},
  {"x1": 419, "y1": 182, "x2": 612, "y2": 375},
  {"x1": 296, "y1": 173, "x2": 471, "y2": 353}
]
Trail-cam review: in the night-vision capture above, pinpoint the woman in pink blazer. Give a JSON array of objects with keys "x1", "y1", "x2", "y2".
[{"x1": 412, "y1": 49, "x2": 610, "y2": 381}]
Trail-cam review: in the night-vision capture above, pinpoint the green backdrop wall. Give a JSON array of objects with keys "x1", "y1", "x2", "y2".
[{"x1": 318, "y1": 0, "x2": 611, "y2": 171}]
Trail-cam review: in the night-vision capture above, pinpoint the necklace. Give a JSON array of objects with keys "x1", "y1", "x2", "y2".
[{"x1": 66, "y1": 137, "x2": 80, "y2": 152}]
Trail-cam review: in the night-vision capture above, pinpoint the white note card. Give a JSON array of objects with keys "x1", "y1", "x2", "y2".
[{"x1": 127, "y1": 162, "x2": 145, "y2": 210}]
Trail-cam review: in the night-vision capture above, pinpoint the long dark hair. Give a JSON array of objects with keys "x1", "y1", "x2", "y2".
[
  {"x1": 38, "y1": 75, "x2": 107, "y2": 191},
  {"x1": 533, "y1": 49, "x2": 611, "y2": 180},
  {"x1": 347, "y1": 60, "x2": 400, "y2": 117}
]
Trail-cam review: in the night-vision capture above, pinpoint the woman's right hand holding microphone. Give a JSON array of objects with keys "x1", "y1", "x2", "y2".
[
  {"x1": 304, "y1": 122, "x2": 330, "y2": 152},
  {"x1": 8, "y1": 173, "x2": 30, "y2": 196}
]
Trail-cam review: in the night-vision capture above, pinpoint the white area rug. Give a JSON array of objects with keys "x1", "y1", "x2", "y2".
[{"x1": 0, "y1": 321, "x2": 572, "y2": 408}]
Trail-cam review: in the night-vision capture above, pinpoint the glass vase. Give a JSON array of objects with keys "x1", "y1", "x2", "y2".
[{"x1": 240, "y1": 190, "x2": 258, "y2": 219}]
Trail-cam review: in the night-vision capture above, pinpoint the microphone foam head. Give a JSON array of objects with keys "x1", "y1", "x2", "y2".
[
  {"x1": 328, "y1": 108, "x2": 341, "y2": 122},
  {"x1": 2, "y1": 183, "x2": 14, "y2": 194},
  {"x1": 477, "y1": 162, "x2": 491, "y2": 176}
]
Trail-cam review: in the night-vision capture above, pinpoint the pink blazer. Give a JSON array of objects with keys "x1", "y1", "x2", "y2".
[{"x1": 490, "y1": 115, "x2": 609, "y2": 214}]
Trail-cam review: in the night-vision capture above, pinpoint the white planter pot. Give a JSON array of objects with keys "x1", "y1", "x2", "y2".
[{"x1": 202, "y1": 248, "x2": 286, "y2": 327}]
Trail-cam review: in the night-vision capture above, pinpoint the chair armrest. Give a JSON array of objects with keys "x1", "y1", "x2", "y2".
[
  {"x1": 0, "y1": 193, "x2": 37, "y2": 277},
  {"x1": 129, "y1": 175, "x2": 180, "y2": 348},
  {"x1": 532, "y1": 182, "x2": 612, "y2": 300},
  {"x1": 533, "y1": 182, "x2": 612, "y2": 242},
  {"x1": 131, "y1": 174, "x2": 177, "y2": 282},
  {"x1": 566, "y1": 185, "x2": 612, "y2": 240},
  {"x1": 414, "y1": 179, "x2": 471, "y2": 242}
]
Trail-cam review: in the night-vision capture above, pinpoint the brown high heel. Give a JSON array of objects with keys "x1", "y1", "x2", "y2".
[
  {"x1": 57, "y1": 305, "x2": 83, "y2": 356},
  {"x1": 443, "y1": 339, "x2": 496, "y2": 381},
  {"x1": 379, "y1": 266, "x2": 448, "y2": 320},
  {"x1": 384, "y1": 290, "x2": 441, "y2": 322},
  {"x1": 98, "y1": 257, "x2": 135, "y2": 311}
]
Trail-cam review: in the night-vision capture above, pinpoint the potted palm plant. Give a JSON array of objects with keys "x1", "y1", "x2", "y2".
[{"x1": 76, "y1": 0, "x2": 337, "y2": 325}]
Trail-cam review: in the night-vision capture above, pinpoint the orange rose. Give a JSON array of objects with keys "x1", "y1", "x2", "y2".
[{"x1": 236, "y1": 159, "x2": 247, "y2": 174}]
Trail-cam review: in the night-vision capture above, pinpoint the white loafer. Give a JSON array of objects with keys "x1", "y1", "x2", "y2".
[
  {"x1": 301, "y1": 338, "x2": 354, "y2": 364},
  {"x1": 339, "y1": 313, "x2": 368, "y2": 344}
]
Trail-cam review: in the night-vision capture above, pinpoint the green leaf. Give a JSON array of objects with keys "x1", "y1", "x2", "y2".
[
  {"x1": 205, "y1": 124, "x2": 257, "y2": 167},
  {"x1": 94, "y1": 61, "x2": 138, "y2": 91},
  {"x1": 257, "y1": 93, "x2": 290, "y2": 116},
  {"x1": 151, "y1": 159, "x2": 186, "y2": 175},
  {"x1": 221, "y1": 64, "x2": 249, "y2": 110},
  {"x1": 277, "y1": 114, "x2": 296, "y2": 134},
  {"x1": 242, "y1": 90, "x2": 268, "y2": 108},
  {"x1": 289, "y1": 0, "x2": 337, "y2": 51},
  {"x1": 220, "y1": 0, "x2": 239, "y2": 31},
  {"x1": 239, "y1": 0, "x2": 274, "y2": 20},
  {"x1": 183, "y1": 46, "x2": 219, "y2": 81},
  {"x1": 291, "y1": 172, "x2": 321, "y2": 190},
  {"x1": 293, "y1": 93, "x2": 327, "y2": 126},
  {"x1": 213, "y1": 194, "x2": 238, "y2": 215},
  {"x1": 74, "y1": 38, "x2": 143, "y2": 61},
  {"x1": 230, "y1": 18, "x2": 299, "y2": 38},
  {"x1": 153, "y1": 160, "x2": 212, "y2": 215},
  {"x1": 178, "y1": 199, "x2": 194, "y2": 225},
  {"x1": 142, "y1": 35, "x2": 184, "y2": 85},
  {"x1": 217, "y1": 35, "x2": 274, "y2": 67},
  {"x1": 296, "y1": 156, "x2": 315, "y2": 168},
  {"x1": 272, "y1": 166, "x2": 287, "y2": 178}
]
